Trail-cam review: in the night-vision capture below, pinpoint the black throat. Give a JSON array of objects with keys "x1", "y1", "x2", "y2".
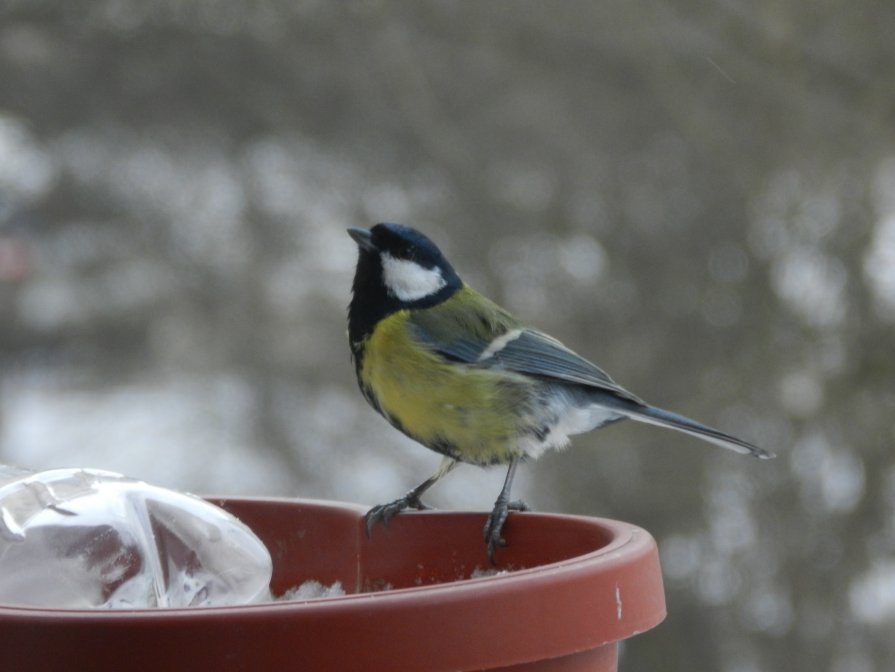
[{"x1": 347, "y1": 250, "x2": 460, "y2": 357}]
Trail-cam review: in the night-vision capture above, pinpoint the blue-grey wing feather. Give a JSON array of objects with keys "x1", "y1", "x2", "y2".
[
  {"x1": 479, "y1": 330, "x2": 644, "y2": 403},
  {"x1": 409, "y1": 317, "x2": 643, "y2": 404}
]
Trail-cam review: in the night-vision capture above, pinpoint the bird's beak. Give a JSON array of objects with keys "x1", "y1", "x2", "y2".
[{"x1": 347, "y1": 227, "x2": 377, "y2": 252}]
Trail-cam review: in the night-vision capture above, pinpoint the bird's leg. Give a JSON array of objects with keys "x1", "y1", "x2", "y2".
[
  {"x1": 365, "y1": 457, "x2": 457, "y2": 538},
  {"x1": 484, "y1": 456, "x2": 527, "y2": 563}
]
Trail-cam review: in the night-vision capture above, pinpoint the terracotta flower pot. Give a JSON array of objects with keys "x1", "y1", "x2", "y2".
[{"x1": 0, "y1": 498, "x2": 666, "y2": 671}]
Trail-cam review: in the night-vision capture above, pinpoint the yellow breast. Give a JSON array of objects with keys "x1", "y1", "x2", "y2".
[{"x1": 360, "y1": 311, "x2": 531, "y2": 465}]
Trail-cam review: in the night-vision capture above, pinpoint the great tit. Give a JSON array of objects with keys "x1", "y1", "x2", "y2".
[{"x1": 348, "y1": 223, "x2": 773, "y2": 561}]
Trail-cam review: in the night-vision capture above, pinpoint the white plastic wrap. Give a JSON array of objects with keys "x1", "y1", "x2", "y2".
[{"x1": 0, "y1": 466, "x2": 272, "y2": 609}]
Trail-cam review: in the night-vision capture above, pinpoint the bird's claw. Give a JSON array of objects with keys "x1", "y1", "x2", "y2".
[
  {"x1": 483, "y1": 497, "x2": 529, "y2": 563},
  {"x1": 365, "y1": 492, "x2": 431, "y2": 538}
]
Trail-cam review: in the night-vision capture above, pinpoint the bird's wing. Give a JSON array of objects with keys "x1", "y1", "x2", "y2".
[
  {"x1": 481, "y1": 328, "x2": 641, "y2": 397},
  {"x1": 407, "y1": 288, "x2": 643, "y2": 403},
  {"x1": 408, "y1": 288, "x2": 771, "y2": 459}
]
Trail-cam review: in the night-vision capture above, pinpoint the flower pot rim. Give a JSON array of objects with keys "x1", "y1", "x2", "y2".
[
  {"x1": 0, "y1": 497, "x2": 653, "y2": 616},
  {"x1": 0, "y1": 497, "x2": 666, "y2": 672}
]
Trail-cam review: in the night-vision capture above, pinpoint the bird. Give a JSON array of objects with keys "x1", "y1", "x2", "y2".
[{"x1": 347, "y1": 223, "x2": 773, "y2": 561}]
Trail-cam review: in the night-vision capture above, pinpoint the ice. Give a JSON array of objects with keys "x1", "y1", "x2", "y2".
[
  {"x1": 470, "y1": 566, "x2": 511, "y2": 579},
  {"x1": 279, "y1": 580, "x2": 346, "y2": 601},
  {"x1": 0, "y1": 466, "x2": 272, "y2": 609}
]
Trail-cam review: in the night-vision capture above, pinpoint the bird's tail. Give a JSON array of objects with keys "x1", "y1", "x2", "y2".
[{"x1": 622, "y1": 403, "x2": 774, "y2": 459}]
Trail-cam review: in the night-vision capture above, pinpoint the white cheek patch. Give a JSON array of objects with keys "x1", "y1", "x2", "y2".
[{"x1": 381, "y1": 252, "x2": 447, "y2": 301}]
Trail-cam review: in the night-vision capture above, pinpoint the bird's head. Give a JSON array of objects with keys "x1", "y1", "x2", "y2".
[
  {"x1": 349, "y1": 223, "x2": 461, "y2": 303},
  {"x1": 347, "y1": 223, "x2": 462, "y2": 343}
]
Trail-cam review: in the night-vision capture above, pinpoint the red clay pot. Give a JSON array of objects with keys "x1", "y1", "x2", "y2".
[{"x1": 0, "y1": 498, "x2": 665, "y2": 671}]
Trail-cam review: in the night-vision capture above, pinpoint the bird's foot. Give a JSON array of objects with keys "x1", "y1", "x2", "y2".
[
  {"x1": 483, "y1": 498, "x2": 530, "y2": 563},
  {"x1": 365, "y1": 491, "x2": 432, "y2": 538}
]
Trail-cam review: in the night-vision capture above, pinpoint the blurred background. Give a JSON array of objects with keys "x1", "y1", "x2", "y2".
[{"x1": 0, "y1": 1, "x2": 893, "y2": 669}]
